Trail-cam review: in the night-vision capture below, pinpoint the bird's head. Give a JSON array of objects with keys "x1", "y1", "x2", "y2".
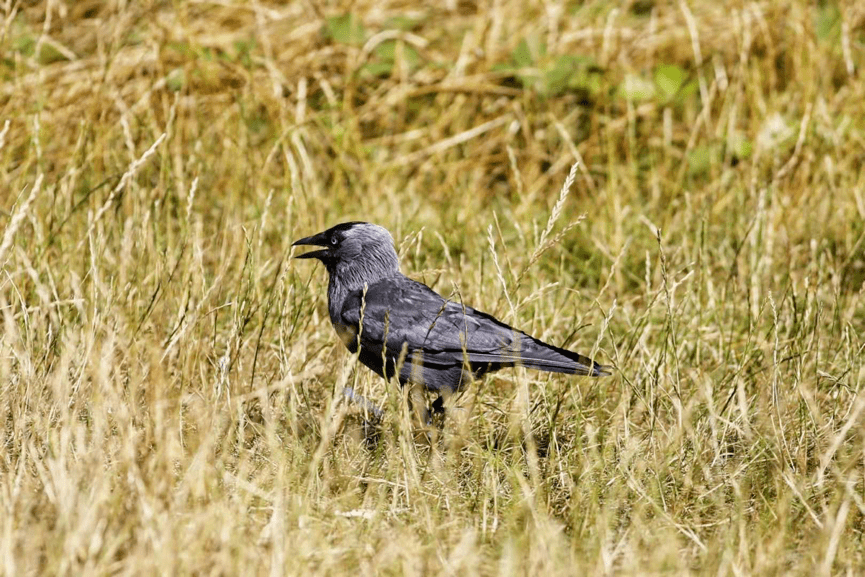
[{"x1": 293, "y1": 222, "x2": 400, "y2": 287}]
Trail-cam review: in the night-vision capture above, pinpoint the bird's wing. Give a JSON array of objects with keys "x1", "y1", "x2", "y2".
[
  {"x1": 339, "y1": 276, "x2": 605, "y2": 375},
  {"x1": 339, "y1": 276, "x2": 510, "y2": 364}
]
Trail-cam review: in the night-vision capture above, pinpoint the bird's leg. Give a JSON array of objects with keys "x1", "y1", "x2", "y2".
[
  {"x1": 407, "y1": 380, "x2": 432, "y2": 427},
  {"x1": 427, "y1": 394, "x2": 448, "y2": 431},
  {"x1": 405, "y1": 351, "x2": 436, "y2": 427},
  {"x1": 429, "y1": 387, "x2": 460, "y2": 430},
  {"x1": 431, "y1": 395, "x2": 446, "y2": 414},
  {"x1": 342, "y1": 386, "x2": 384, "y2": 421}
]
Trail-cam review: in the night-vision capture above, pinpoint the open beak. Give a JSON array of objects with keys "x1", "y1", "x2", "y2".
[{"x1": 292, "y1": 231, "x2": 329, "y2": 260}]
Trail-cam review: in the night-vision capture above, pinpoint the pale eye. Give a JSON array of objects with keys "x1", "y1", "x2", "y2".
[{"x1": 331, "y1": 237, "x2": 338, "y2": 246}]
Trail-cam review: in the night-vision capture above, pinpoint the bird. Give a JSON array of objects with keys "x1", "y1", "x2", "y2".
[{"x1": 293, "y1": 222, "x2": 610, "y2": 419}]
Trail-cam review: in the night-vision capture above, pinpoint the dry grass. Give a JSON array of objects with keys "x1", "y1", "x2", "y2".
[{"x1": 1, "y1": 0, "x2": 864, "y2": 574}]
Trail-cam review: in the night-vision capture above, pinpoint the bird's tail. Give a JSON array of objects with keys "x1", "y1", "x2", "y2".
[{"x1": 515, "y1": 337, "x2": 611, "y2": 377}]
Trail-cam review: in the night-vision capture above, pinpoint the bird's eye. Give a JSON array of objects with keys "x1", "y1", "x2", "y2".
[{"x1": 330, "y1": 237, "x2": 338, "y2": 246}]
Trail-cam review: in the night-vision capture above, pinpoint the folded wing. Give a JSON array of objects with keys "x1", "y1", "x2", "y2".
[{"x1": 339, "y1": 277, "x2": 609, "y2": 379}]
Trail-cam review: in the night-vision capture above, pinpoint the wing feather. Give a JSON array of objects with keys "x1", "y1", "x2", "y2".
[{"x1": 339, "y1": 276, "x2": 608, "y2": 377}]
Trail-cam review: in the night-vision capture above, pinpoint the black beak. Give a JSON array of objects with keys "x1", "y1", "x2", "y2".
[{"x1": 292, "y1": 231, "x2": 329, "y2": 260}]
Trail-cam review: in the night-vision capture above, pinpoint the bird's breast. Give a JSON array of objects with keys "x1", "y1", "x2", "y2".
[{"x1": 333, "y1": 322, "x2": 358, "y2": 350}]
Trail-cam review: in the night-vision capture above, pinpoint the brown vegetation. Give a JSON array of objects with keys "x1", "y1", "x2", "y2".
[{"x1": 1, "y1": 0, "x2": 864, "y2": 573}]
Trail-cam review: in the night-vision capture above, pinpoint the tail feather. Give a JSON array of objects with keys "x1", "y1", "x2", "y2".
[
  {"x1": 519, "y1": 334, "x2": 611, "y2": 376},
  {"x1": 465, "y1": 336, "x2": 611, "y2": 377},
  {"x1": 518, "y1": 350, "x2": 611, "y2": 377}
]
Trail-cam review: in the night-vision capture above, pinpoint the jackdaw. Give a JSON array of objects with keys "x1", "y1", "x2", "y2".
[{"x1": 293, "y1": 222, "x2": 610, "y2": 412}]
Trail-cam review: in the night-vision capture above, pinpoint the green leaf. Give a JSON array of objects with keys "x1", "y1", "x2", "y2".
[
  {"x1": 13, "y1": 35, "x2": 36, "y2": 57},
  {"x1": 372, "y1": 41, "x2": 420, "y2": 71},
  {"x1": 375, "y1": 41, "x2": 396, "y2": 61},
  {"x1": 678, "y1": 79, "x2": 699, "y2": 101},
  {"x1": 544, "y1": 55, "x2": 579, "y2": 95},
  {"x1": 516, "y1": 70, "x2": 542, "y2": 91},
  {"x1": 324, "y1": 14, "x2": 366, "y2": 45},
  {"x1": 729, "y1": 134, "x2": 753, "y2": 160},
  {"x1": 166, "y1": 41, "x2": 194, "y2": 57},
  {"x1": 490, "y1": 63, "x2": 516, "y2": 74},
  {"x1": 654, "y1": 64, "x2": 686, "y2": 101},
  {"x1": 570, "y1": 67, "x2": 604, "y2": 96},
  {"x1": 384, "y1": 15, "x2": 420, "y2": 30},
  {"x1": 620, "y1": 73, "x2": 654, "y2": 101},
  {"x1": 359, "y1": 62, "x2": 393, "y2": 77},
  {"x1": 687, "y1": 144, "x2": 717, "y2": 175},
  {"x1": 37, "y1": 43, "x2": 69, "y2": 65},
  {"x1": 512, "y1": 35, "x2": 545, "y2": 68},
  {"x1": 232, "y1": 39, "x2": 256, "y2": 67},
  {"x1": 512, "y1": 39, "x2": 533, "y2": 68},
  {"x1": 402, "y1": 45, "x2": 420, "y2": 68},
  {"x1": 814, "y1": 3, "x2": 840, "y2": 41}
]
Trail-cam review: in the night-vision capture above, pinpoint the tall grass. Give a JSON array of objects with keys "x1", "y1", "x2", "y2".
[{"x1": 1, "y1": 0, "x2": 863, "y2": 574}]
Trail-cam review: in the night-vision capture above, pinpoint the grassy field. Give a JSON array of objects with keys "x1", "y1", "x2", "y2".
[{"x1": 1, "y1": 0, "x2": 864, "y2": 574}]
